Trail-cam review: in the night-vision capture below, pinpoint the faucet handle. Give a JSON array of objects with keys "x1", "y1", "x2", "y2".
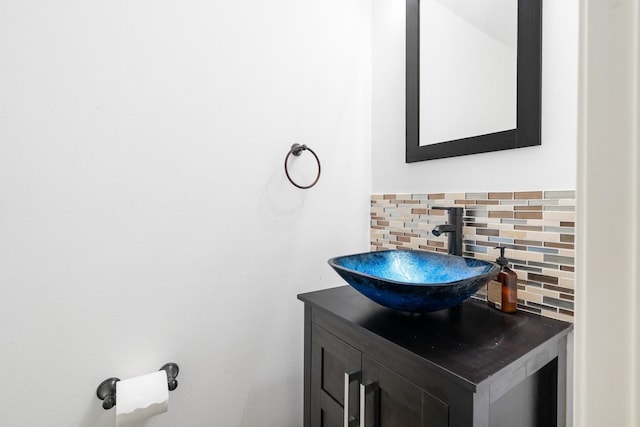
[
  {"x1": 431, "y1": 206, "x2": 463, "y2": 216},
  {"x1": 431, "y1": 206, "x2": 462, "y2": 211}
]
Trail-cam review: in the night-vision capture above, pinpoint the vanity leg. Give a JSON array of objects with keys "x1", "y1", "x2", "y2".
[
  {"x1": 557, "y1": 335, "x2": 567, "y2": 426},
  {"x1": 303, "y1": 305, "x2": 312, "y2": 427}
]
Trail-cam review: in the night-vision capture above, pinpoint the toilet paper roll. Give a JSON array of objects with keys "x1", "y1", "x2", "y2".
[{"x1": 116, "y1": 370, "x2": 169, "y2": 426}]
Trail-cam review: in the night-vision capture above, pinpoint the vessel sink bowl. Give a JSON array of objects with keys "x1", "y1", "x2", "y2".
[{"x1": 328, "y1": 250, "x2": 500, "y2": 313}]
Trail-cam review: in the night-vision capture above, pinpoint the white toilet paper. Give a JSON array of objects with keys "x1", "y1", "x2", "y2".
[{"x1": 116, "y1": 370, "x2": 169, "y2": 426}]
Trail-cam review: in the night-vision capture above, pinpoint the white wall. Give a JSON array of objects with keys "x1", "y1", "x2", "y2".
[
  {"x1": 0, "y1": 1, "x2": 371, "y2": 426},
  {"x1": 372, "y1": 0, "x2": 578, "y2": 193},
  {"x1": 576, "y1": 0, "x2": 639, "y2": 424}
]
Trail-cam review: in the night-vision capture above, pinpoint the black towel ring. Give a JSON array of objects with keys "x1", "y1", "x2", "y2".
[{"x1": 284, "y1": 143, "x2": 321, "y2": 189}]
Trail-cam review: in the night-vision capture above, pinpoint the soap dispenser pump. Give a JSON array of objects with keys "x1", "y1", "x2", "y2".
[{"x1": 487, "y1": 246, "x2": 518, "y2": 313}]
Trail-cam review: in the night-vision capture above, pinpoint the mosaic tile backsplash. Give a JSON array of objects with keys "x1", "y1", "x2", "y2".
[{"x1": 371, "y1": 191, "x2": 575, "y2": 322}]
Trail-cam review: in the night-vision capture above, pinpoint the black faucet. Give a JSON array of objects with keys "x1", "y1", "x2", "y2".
[{"x1": 431, "y1": 207, "x2": 463, "y2": 256}]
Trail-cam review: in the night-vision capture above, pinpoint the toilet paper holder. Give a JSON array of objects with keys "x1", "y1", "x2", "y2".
[{"x1": 96, "y1": 362, "x2": 179, "y2": 410}]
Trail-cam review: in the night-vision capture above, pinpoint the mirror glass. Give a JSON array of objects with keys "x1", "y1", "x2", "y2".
[
  {"x1": 406, "y1": 0, "x2": 542, "y2": 162},
  {"x1": 420, "y1": 0, "x2": 516, "y2": 146}
]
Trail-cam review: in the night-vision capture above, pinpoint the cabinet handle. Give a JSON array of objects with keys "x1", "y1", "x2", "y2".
[
  {"x1": 344, "y1": 371, "x2": 360, "y2": 427},
  {"x1": 359, "y1": 382, "x2": 378, "y2": 427}
]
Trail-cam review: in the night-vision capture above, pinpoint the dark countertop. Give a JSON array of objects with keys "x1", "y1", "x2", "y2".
[{"x1": 298, "y1": 285, "x2": 573, "y2": 388}]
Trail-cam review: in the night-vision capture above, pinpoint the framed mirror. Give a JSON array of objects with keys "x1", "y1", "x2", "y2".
[{"x1": 406, "y1": 0, "x2": 542, "y2": 163}]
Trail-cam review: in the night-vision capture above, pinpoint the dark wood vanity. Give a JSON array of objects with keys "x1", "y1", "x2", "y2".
[{"x1": 299, "y1": 286, "x2": 573, "y2": 427}]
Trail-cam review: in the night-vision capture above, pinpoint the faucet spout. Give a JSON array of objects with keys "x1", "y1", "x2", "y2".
[
  {"x1": 431, "y1": 207, "x2": 464, "y2": 256},
  {"x1": 431, "y1": 224, "x2": 456, "y2": 237}
]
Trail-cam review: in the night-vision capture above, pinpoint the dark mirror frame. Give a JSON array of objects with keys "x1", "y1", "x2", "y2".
[{"x1": 406, "y1": 0, "x2": 542, "y2": 163}]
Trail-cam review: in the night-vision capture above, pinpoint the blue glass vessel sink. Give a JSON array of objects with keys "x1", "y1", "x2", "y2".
[{"x1": 328, "y1": 250, "x2": 500, "y2": 313}]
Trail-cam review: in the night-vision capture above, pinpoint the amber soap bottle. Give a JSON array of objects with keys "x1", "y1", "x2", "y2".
[{"x1": 487, "y1": 246, "x2": 518, "y2": 313}]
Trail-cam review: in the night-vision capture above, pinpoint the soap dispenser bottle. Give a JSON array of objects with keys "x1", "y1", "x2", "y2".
[{"x1": 487, "y1": 246, "x2": 518, "y2": 313}]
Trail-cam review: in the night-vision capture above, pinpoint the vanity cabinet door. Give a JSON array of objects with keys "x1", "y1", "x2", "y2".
[
  {"x1": 361, "y1": 355, "x2": 449, "y2": 427},
  {"x1": 311, "y1": 324, "x2": 362, "y2": 427}
]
